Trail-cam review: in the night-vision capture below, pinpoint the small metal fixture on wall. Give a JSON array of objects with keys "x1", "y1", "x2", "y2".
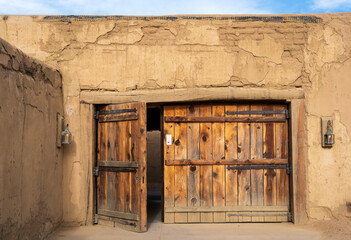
[
  {"x1": 57, "y1": 113, "x2": 72, "y2": 147},
  {"x1": 321, "y1": 117, "x2": 334, "y2": 148},
  {"x1": 61, "y1": 124, "x2": 72, "y2": 145}
]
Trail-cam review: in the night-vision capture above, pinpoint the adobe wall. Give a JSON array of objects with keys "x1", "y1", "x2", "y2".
[
  {"x1": 1, "y1": 13, "x2": 350, "y2": 224},
  {"x1": 0, "y1": 38, "x2": 63, "y2": 239}
]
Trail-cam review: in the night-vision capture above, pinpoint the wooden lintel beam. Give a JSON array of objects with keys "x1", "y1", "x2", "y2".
[{"x1": 80, "y1": 87, "x2": 304, "y2": 104}]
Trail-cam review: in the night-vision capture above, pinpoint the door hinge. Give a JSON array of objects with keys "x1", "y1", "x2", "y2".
[
  {"x1": 93, "y1": 214, "x2": 99, "y2": 224},
  {"x1": 94, "y1": 111, "x2": 100, "y2": 120},
  {"x1": 286, "y1": 165, "x2": 292, "y2": 175},
  {"x1": 288, "y1": 212, "x2": 294, "y2": 222},
  {"x1": 93, "y1": 167, "x2": 99, "y2": 177},
  {"x1": 285, "y1": 110, "x2": 290, "y2": 119}
]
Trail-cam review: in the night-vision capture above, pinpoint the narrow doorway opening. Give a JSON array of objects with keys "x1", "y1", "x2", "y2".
[{"x1": 146, "y1": 106, "x2": 162, "y2": 226}]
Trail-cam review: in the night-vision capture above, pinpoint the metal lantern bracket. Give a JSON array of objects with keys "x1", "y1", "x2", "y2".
[{"x1": 321, "y1": 117, "x2": 334, "y2": 148}]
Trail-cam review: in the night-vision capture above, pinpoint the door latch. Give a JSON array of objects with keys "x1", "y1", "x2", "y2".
[{"x1": 93, "y1": 167, "x2": 99, "y2": 177}]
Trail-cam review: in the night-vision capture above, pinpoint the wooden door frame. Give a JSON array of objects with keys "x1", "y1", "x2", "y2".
[{"x1": 80, "y1": 87, "x2": 307, "y2": 225}]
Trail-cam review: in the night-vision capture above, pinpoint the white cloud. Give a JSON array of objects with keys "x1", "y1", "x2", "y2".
[
  {"x1": 312, "y1": 0, "x2": 351, "y2": 10},
  {"x1": 0, "y1": 0, "x2": 272, "y2": 15},
  {"x1": 0, "y1": 0, "x2": 59, "y2": 14}
]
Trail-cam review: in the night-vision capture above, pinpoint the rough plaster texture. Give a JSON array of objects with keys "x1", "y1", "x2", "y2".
[
  {"x1": 0, "y1": 13, "x2": 351, "y2": 225},
  {"x1": 0, "y1": 38, "x2": 63, "y2": 239}
]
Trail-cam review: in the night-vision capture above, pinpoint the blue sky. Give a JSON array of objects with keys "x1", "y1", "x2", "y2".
[{"x1": 0, "y1": 0, "x2": 351, "y2": 15}]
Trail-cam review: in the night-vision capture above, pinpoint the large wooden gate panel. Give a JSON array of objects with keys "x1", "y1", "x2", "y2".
[
  {"x1": 164, "y1": 103, "x2": 290, "y2": 223},
  {"x1": 96, "y1": 102, "x2": 147, "y2": 232}
]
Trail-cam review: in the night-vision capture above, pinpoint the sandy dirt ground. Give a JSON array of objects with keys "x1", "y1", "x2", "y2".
[
  {"x1": 305, "y1": 217, "x2": 351, "y2": 240},
  {"x1": 46, "y1": 201, "x2": 351, "y2": 240}
]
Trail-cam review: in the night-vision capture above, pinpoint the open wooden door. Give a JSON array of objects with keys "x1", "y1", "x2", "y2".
[{"x1": 95, "y1": 102, "x2": 147, "y2": 232}]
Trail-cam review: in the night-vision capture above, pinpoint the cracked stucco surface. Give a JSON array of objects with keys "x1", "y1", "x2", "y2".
[
  {"x1": 0, "y1": 38, "x2": 63, "y2": 239},
  {"x1": 0, "y1": 13, "x2": 351, "y2": 225}
]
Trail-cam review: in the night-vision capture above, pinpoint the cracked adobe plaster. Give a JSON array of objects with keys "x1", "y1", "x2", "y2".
[{"x1": 1, "y1": 14, "x2": 351, "y2": 226}]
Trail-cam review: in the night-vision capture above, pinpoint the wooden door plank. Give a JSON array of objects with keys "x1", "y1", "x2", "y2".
[
  {"x1": 124, "y1": 110, "x2": 132, "y2": 214},
  {"x1": 250, "y1": 104, "x2": 264, "y2": 222},
  {"x1": 107, "y1": 121, "x2": 117, "y2": 211},
  {"x1": 174, "y1": 105, "x2": 188, "y2": 223},
  {"x1": 212, "y1": 105, "x2": 226, "y2": 222},
  {"x1": 130, "y1": 103, "x2": 140, "y2": 215},
  {"x1": 237, "y1": 104, "x2": 251, "y2": 222},
  {"x1": 225, "y1": 104, "x2": 238, "y2": 223},
  {"x1": 98, "y1": 121, "x2": 108, "y2": 210},
  {"x1": 275, "y1": 105, "x2": 289, "y2": 222},
  {"x1": 199, "y1": 105, "x2": 213, "y2": 223},
  {"x1": 163, "y1": 105, "x2": 175, "y2": 223},
  {"x1": 263, "y1": 104, "x2": 277, "y2": 222},
  {"x1": 116, "y1": 120, "x2": 126, "y2": 213},
  {"x1": 137, "y1": 102, "x2": 147, "y2": 232},
  {"x1": 187, "y1": 104, "x2": 201, "y2": 223}
]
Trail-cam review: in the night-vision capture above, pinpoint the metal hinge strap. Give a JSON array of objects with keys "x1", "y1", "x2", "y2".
[
  {"x1": 225, "y1": 110, "x2": 290, "y2": 119},
  {"x1": 227, "y1": 164, "x2": 288, "y2": 171},
  {"x1": 286, "y1": 165, "x2": 292, "y2": 175},
  {"x1": 93, "y1": 214, "x2": 99, "y2": 224},
  {"x1": 288, "y1": 212, "x2": 294, "y2": 222},
  {"x1": 95, "y1": 108, "x2": 137, "y2": 119}
]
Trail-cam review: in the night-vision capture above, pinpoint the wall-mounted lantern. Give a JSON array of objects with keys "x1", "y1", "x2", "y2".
[
  {"x1": 57, "y1": 113, "x2": 72, "y2": 147},
  {"x1": 61, "y1": 124, "x2": 72, "y2": 145},
  {"x1": 321, "y1": 117, "x2": 334, "y2": 148}
]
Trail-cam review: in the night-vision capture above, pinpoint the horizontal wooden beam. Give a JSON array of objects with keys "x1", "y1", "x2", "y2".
[
  {"x1": 80, "y1": 87, "x2": 304, "y2": 104},
  {"x1": 98, "y1": 209, "x2": 139, "y2": 221},
  {"x1": 165, "y1": 205, "x2": 289, "y2": 213},
  {"x1": 227, "y1": 212, "x2": 289, "y2": 217},
  {"x1": 164, "y1": 116, "x2": 286, "y2": 123},
  {"x1": 99, "y1": 113, "x2": 138, "y2": 122},
  {"x1": 97, "y1": 215, "x2": 137, "y2": 232},
  {"x1": 98, "y1": 160, "x2": 139, "y2": 168},
  {"x1": 165, "y1": 159, "x2": 288, "y2": 166}
]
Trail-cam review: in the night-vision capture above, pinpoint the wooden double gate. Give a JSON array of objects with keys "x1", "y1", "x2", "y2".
[
  {"x1": 94, "y1": 102, "x2": 291, "y2": 233},
  {"x1": 163, "y1": 103, "x2": 291, "y2": 223}
]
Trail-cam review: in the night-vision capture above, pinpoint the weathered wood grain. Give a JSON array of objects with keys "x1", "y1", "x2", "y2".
[
  {"x1": 250, "y1": 104, "x2": 264, "y2": 222},
  {"x1": 275, "y1": 105, "x2": 289, "y2": 221},
  {"x1": 237, "y1": 104, "x2": 251, "y2": 222},
  {"x1": 164, "y1": 116, "x2": 286, "y2": 123},
  {"x1": 81, "y1": 88, "x2": 305, "y2": 104},
  {"x1": 199, "y1": 105, "x2": 213, "y2": 223},
  {"x1": 165, "y1": 158, "x2": 288, "y2": 166},
  {"x1": 225, "y1": 104, "x2": 238, "y2": 222},
  {"x1": 263, "y1": 104, "x2": 277, "y2": 222},
  {"x1": 174, "y1": 105, "x2": 188, "y2": 223},
  {"x1": 96, "y1": 103, "x2": 147, "y2": 232},
  {"x1": 138, "y1": 102, "x2": 147, "y2": 232},
  {"x1": 187, "y1": 105, "x2": 201, "y2": 222},
  {"x1": 163, "y1": 105, "x2": 175, "y2": 223},
  {"x1": 212, "y1": 105, "x2": 226, "y2": 222},
  {"x1": 162, "y1": 103, "x2": 290, "y2": 224}
]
